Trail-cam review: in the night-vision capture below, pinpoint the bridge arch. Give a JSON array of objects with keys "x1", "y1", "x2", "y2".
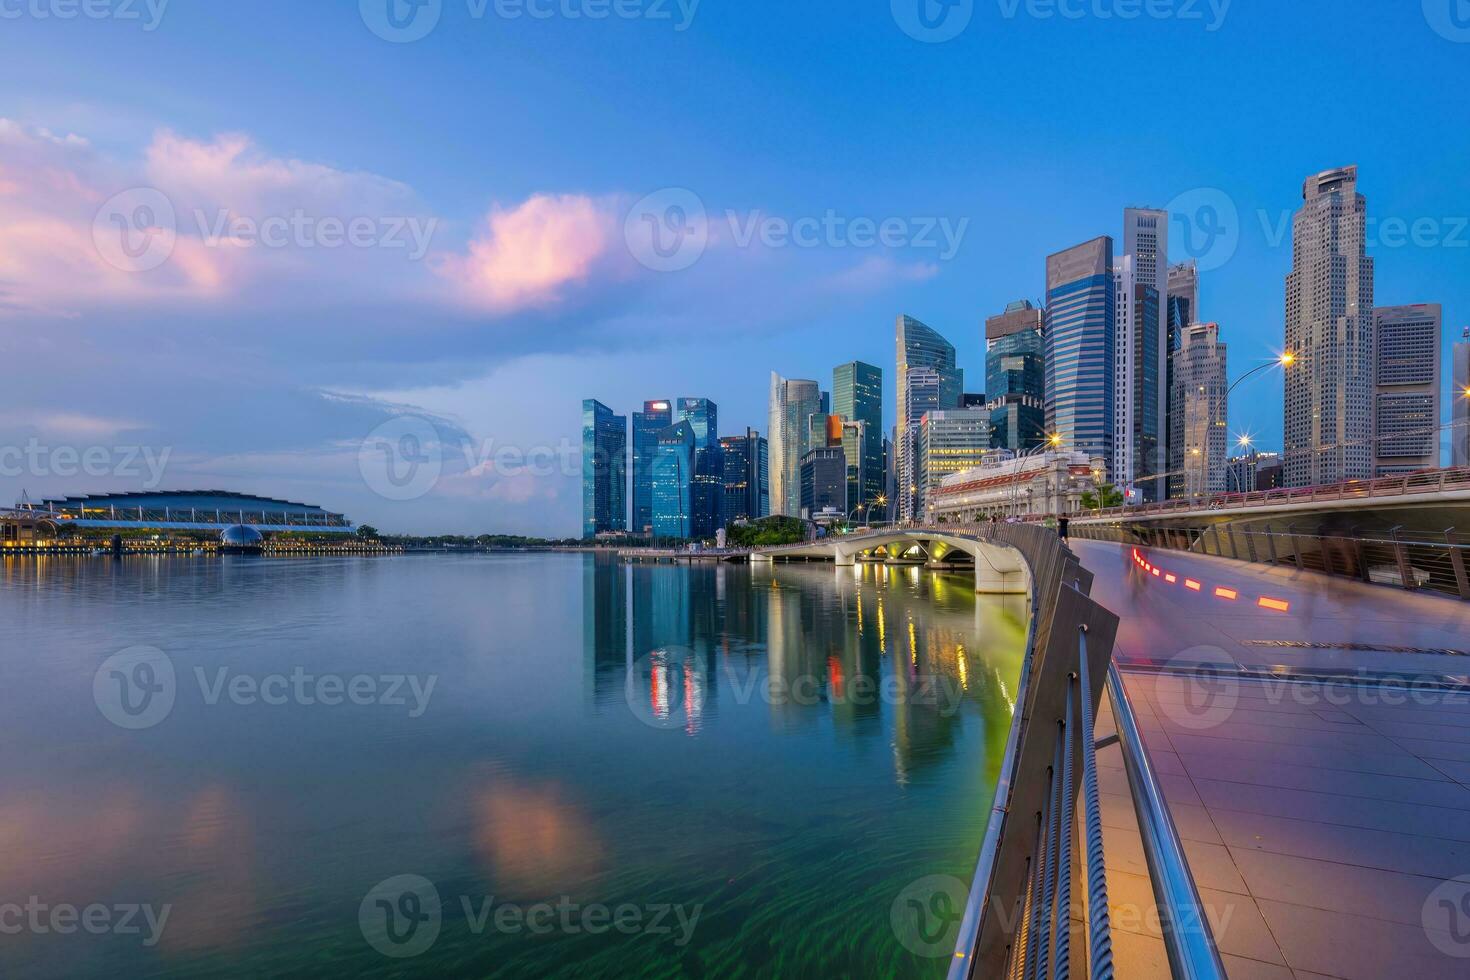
[{"x1": 756, "y1": 528, "x2": 1032, "y2": 597}]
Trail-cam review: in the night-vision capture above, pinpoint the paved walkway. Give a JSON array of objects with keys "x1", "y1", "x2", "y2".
[{"x1": 1073, "y1": 540, "x2": 1470, "y2": 979}]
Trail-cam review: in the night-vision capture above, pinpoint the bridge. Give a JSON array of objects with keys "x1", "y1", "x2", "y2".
[
  {"x1": 754, "y1": 525, "x2": 1033, "y2": 595},
  {"x1": 757, "y1": 521, "x2": 1470, "y2": 978}
]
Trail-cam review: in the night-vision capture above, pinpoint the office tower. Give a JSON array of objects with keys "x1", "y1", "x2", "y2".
[
  {"x1": 800, "y1": 446, "x2": 847, "y2": 517},
  {"x1": 581, "y1": 399, "x2": 627, "y2": 538},
  {"x1": 1170, "y1": 323, "x2": 1229, "y2": 497},
  {"x1": 676, "y1": 397, "x2": 722, "y2": 537},
  {"x1": 651, "y1": 420, "x2": 696, "y2": 539},
  {"x1": 1255, "y1": 453, "x2": 1284, "y2": 490},
  {"x1": 1046, "y1": 237, "x2": 1116, "y2": 479},
  {"x1": 833, "y1": 361, "x2": 885, "y2": 512},
  {"x1": 630, "y1": 400, "x2": 672, "y2": 534},
  {"x1": 836, "y1": 419, "x2": 871, "y2": 520},
  {"x1": 986, "y1": 300, "x2": 1046, "y2": 453},
  {"x1": 900, "y1": 367, "x2": 943, "y2": 518},
  {"x1": 1113, "y1": 255, "x2": 1163, "y2": 502},
  {"x1": 1456, "y1": 328, "x2": 1470, "y2": 467},
  {"x1": 1164, "y1": 261, "x2": 1200, "y2": 497},
  {"x1": 1373, "y1": 304, "x2": 1442, "y2": 475},
  {"x1": 962, "y1": 393, "x2": 988, "y2": 408},
  {"x1": 1285, "y1": 166, "x2": 1375, "y2": 487},
  {"x1": 1226, "y1": 452, "x2": 1258, "y2": 495},
  {"x1": 768, "y1": 374, "x2": 824, "y2": 516},
  {"x1": 919, "y1": 409, "x2": 994, "y2": 518},
  {"x1": 720, "y1": 428, "x2": 767, "y2": 523},
  {"x1": 897, "y1": 316, "x2": 962, "y2": 519}
]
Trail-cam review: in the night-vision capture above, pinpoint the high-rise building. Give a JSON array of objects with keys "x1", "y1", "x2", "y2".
[
  {"x1": 1226, "y1": 450, "x2": 1283, "y2": 493},
  {"x1": 1373, "y1": 304, "x2": 1442, "y2": 475},
  {"x1": 1456, "y1": 328, "x2": 1470, "y2": 468},
  {"x1": 630, "y1": 400, "x2": 672, "y2": 534},
  {"x1": 1284, "y1": 166, "x2": 1375, "y2": 487},
  {"x1": 720, "y1": 428, "x2": 768, "y2": 523},
  {"x1": 833, "y1": 361, "x2": 884, "y2": 513},
  {"x1": 1046, "y1": 237, "x2": 1116, "y2": 479},
  {"x1": 900, "y1": 367, "x2": 943, "y2": 519},
  {"x1": 800, "y1": 446, "x2": 847, "y2": 518},
  {"x1": 676, "y1": 397, "x2": 722, "y2": 537},
  {"x1": 651, "y1": 420, "x2": 695, "y2": 539},
  {"x1": 897, "y1": 315, "x2": 962, "y2": 519},
  {"x1": 582, "y1": 399, "x2": 627, "y2": 538},
  {"x1": 1170, "y1": 322, "x2": 1229, "y2": 497},
  {"x1": 1113, "y1": 255, "x2": 1163, "y2": 502},
  {"x1": 768, "y1": 374, "x2": 823, "y2": 516},
  {"x1": 919, "y1": 409, "x2": 994, "y2": 519},
  {"x1": 837, "y1": 419, "x2": 872, "y2": 520},
  {"x1": 986, "y1": 300, "x2": 1046, "y2": 453},
  {"x1": 1164, "y1": 261, "x2": 1200, "y2": 498}
]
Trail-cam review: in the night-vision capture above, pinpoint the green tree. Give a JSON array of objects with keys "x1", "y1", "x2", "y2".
[
  {"x1": 356, "y1": 525, "x2": 380, "y2": 539},
  {"x1": 1080, "y1": 483, "x2": 1124, "y2": 510}
]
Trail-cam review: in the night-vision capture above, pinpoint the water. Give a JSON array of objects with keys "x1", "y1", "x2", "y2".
[{"x1": 0, "y1": 553, "x2": 1026, "y2": 978}]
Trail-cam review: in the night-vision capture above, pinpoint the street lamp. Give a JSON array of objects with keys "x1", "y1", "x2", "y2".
[{"x1": 1227, "y1": 435, "x2": 1254, "y2": 494}]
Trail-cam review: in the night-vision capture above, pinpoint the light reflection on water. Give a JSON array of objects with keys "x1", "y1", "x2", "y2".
[{"x1": 0, "y1": 553, "x2": 1025, "y2": 978}]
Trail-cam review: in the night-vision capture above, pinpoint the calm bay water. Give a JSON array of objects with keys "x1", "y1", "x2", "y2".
[{"x1": 0, "y1": 553, "x2": 1025, "y2": 978}]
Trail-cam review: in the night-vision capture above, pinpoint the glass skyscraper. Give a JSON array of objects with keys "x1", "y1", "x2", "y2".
[
  {"x1": 651, "y1": 420, "x2": 695, "y2": 539},
  {"x1": 630, "y1": 399, "x2": 672, "y2": 535},
  {"x1": 676, "y1": 397, "x2": 723, "y2": 537},
  {"x1": 581, "y1": 399, "x2": 627, "y2": 538},
  {"x1": 896, "y1": 315, "x2": 962, "y2": 519},
  {"x1": 832, "y1": 360, "x2": 884, "y2": 512},
  {"x1": 719, "y1": 427, "x2": 768, "y2": 523},
  {"x1": 768, "y1": 374, "x2": 824, "y2": 516},
  {"x1": 985, "y1": 300, "x2": 1046, "y2": 453},
  {"x1": 1045, "y1": 237, "x2": 1116, "y2": 480}
]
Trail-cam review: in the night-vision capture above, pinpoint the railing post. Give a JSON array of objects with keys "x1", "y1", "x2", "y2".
[
  {"x1": 1263, "y1": 529, "x2": 1277, "y2": 565},
  {"x1": 1448, "y1": 529, "x2": 1470, "y2": 602},
  {"x1": 1391, "y1": 527, "x2": 1415, "y2": 591}
]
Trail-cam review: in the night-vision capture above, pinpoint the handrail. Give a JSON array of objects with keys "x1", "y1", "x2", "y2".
[{"x1": 1106, "y1": 664, "x2": 1227, "y2": 980}]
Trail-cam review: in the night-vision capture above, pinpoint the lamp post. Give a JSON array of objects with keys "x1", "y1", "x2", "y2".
[
  {"x1": 1009, "y1": 434, "x2": 1062, "y2": 518},
  {"x1": 1227, "y1": 435, "x2": 1254, "y2": 494}
]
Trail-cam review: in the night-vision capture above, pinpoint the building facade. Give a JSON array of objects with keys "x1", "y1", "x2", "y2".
[
  {"x1": 1170, "y1": 323, "x2": 1229, "y2": 497},
  {"x1": 799, "y1": 446, "x2": 847, "y2": 518},
  {"x1": 768, "y1": 374, "x2": 824, "y2": 517},
  {"x1": 1456, "y1": 328, "x2": 1470, "y2": 468},
  {"x1": 833, "y1": 360, "x2": 885, "y2": 512},
  {"x1": 630, "y1": 399, "x2": 672, "y2": 534},
  {"x1": 1226, "y1": 450, "x2": 1284, "y2": 493},
  {"x1": 927, "y1": 450, "x2": 1105, "y2": 521},
  {"x1": 582, "y1": 399, "x2": 627, "y2": 538},
  {"x1": 676, "y1": 397, "x2": 723, "y2": 538},
  {"x1": 720, "y1": 428, "x2": 768, "y2": 524},
  {"x1": 1113, "y1": 254, "x2": 1163, "y2": 502},
  {"x1": 1285, "y1": 166, "x2": 1375, "y2": 487},
  {"x1": 900, "y1": 367, "x2": 943, "y2": 519},
  {"x1": 1046, "y1": 237, "x2": 1116, "y2": 479},
  {"x1": 985, "y1": 300, "x2": 1046, "y2": 453},
  {"x1": 1373, "y1": 304, "x2": 1442, "y2": 475},
  {"x1": 897, "y1": 315, "x2": 962, "y2": 519},
  {"x1": 919, "y1": 409, "x2": 994, "y2": 512},
  {"x1": 651, "y1": 420, "x2": 695, "y2": 539}
]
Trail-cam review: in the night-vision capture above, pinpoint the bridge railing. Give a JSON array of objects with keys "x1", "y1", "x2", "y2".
[{"x1": 1074, "y1": 522, "x2": 1470, "y2": 601}]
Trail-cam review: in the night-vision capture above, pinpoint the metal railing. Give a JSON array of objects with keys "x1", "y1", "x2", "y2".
[{"x1": 1073, "y1": 522, "x2": 1470, "y2": 601}]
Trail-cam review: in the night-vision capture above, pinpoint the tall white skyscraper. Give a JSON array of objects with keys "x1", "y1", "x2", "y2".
[
  {"x1": 1372, "y1": 304, "x2": 1441, "y2": 475},
  {"x1": 1284, "y1": 166, "x2": 1375, "y2": 487},
  {"x1": 1115, "y1": 208, "x2": 1169, "y2": 502},
  {"x1": 1170, "y1": 322, "x2": 1229, "y2": 497},
  {"x1": 768, "y1": 373, "x2": 823, "y2": 516},
  {"x1": 1454, "y1": 328, "x2": 1470, "y2": 468},
  {"x1": 896, "y1": 315, "x2": 962, "y2": 519}
]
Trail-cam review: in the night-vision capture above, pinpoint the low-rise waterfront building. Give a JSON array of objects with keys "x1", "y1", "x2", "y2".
[{"x1": 926, "y1": 450, "x2": 1105, "y2": 521}]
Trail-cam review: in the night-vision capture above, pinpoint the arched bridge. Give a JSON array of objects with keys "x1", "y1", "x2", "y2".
[{"x1": 753, "y1": 524, "x2": 1034, "y2": 596}]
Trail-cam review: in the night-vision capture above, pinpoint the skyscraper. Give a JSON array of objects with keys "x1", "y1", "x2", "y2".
[
  {"x1": 651, "y1": 420, "x2": 695, "y2": 539},
  {"x1": 897, "y1": 315, "x2": 962, "y2": 519},
  {"x1": 985, "y1": 300, "x2": 1046, "y2": 453},
  {"x1": 677, "y1": 397, "x2": 722, "y2": 537},
  {"x1": 833, "y1": 360, "x2": 884, "y2": 511},
  {"x1": 900, "y1": 367, "x2": 943, "y2": 519},
  {"x1": 1170, "y1": 322, "x2": 1229, "y2": 497},
  {"x1": 768, "y1": 374, "x2": 824, "y2": 516},
  {"x1": 919, "y1": 408, "x2": 993, "y2": 519},
  {"x1": 1118, "y1": 209, "x2": 1168, "y2": 502},
  {"x1": 720, "y1": 428, "x2": 768, "y2": 523},
  {"x1": 1046, "y1": 237, "x2": 1116, "y2": 479},
  {"x1": 1456, "y1": 328, "x2": 1470, "y2": 468},
  {"x1": 1373, "y1": 304, "x2": 1442, "y2": 475},
  {"x1": 1165, "y1": 261, "x2": 1199, "y2": 497},
  {"x1": 581, "y1": 399, "x2": 627, "y2": 538},
  {"x1": 630, "y1": 400, "x2": 672, "y2": 534},
  {"x1": 800, "y1": 446, "x2": 847, "y2": 517},
  {"x1": 1284, "y1": 166, "x2": 1375, "y2": 487}
]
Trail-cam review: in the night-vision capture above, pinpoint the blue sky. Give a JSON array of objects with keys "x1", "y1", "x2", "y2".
[{"x1": 1, "y1": 0, "x2": 1467, "y2": 534}]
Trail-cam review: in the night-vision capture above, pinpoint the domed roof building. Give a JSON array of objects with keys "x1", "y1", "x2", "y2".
[{"x1": 20, "y1": 491, "x2": 354, "y2": 535}]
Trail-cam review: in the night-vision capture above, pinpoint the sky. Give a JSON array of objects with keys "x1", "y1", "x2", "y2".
[{"x1": 1, "y1": 0, "x2": 1467, "y2": 535}]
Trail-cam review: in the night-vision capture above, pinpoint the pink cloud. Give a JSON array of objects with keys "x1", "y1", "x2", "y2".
[{"x1": 433, "y1": 194, "x2": 617, "y2": 311}]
